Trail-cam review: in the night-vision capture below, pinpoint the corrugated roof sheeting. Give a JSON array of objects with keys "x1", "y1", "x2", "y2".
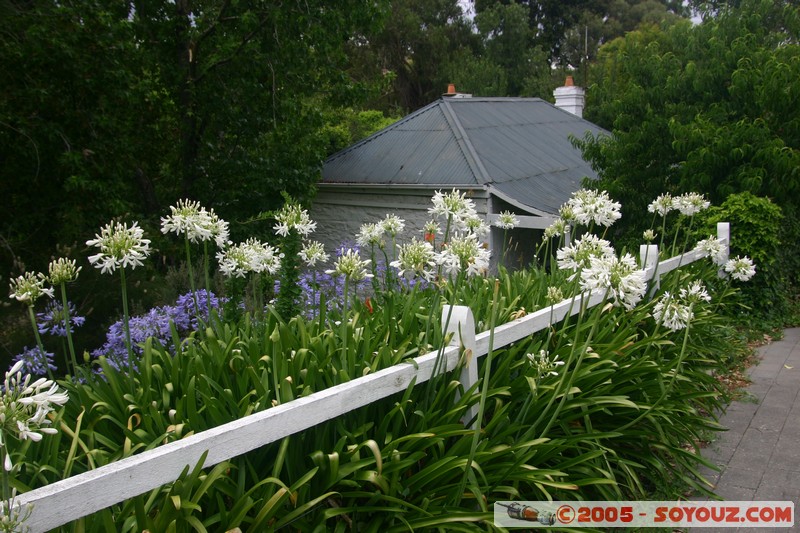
[{"x1": 322, "y1": 97, "x2": 607, "y2": 215}]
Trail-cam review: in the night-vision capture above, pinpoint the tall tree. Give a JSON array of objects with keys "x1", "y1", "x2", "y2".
[{"x1": 0, "y1": 0, "x2": 386, "y2": 273}]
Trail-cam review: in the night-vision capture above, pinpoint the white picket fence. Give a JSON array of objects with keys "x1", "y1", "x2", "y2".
[{"x1": 15, "y1": 223, "x2": 730, "y2": 532}]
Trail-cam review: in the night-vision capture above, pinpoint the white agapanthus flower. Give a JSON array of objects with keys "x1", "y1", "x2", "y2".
[
  {"x1": 326, "y1": 248, "x2": 373, "y2": 282},
  {"x1": 299, "y1": 241, "x2": 329, "y2": 268},
  {"x1": 494, "y1": 211, "x2": 519, "y2": 230},
  {"x1": 543, "y1": 218, "x2": 568, "y2": 241},
  {"x1": 461, "y1": 214, "x2": 490, "y2": 239},
  {"x1": 245, "y1": 238, "x2": 282, "y2": 275},
  {"x1": 724, "y1": 256, "x2": 756, "y2": 282},
  {"x1": 273, "y1": 202, "x2": 316, "y2": 237},
  {"x1": 380, "y1": 214, "x2": 405, "y2": 237},
  {"x1": 556, "y1": 233, "x2": 615, "y2": 272},
  {"x1": 652, "y1": 292, "x2": 694, "y2": 332},
  {"x1": 356, "y1": 222, "x2": 385, "y2": 248},
  {"x1": 160, "y1": 199, "x2": 202, "y2": 235},
  {"x1": 47, "y1": 257, "x2": 81, "y2": 286},
  {"x1": 8, "y1": 272, "x2": 53, "y2": 304},
  {"x1": 564, "y1": 189, "x2": 622, "y2": 227},
  {"x1": 435, "y1": 233, "x2": 490, "y2": 277},
  {"x1": 694, "y1": 236, "x2": 728, "y2": 266},
  {"x1": 673, "y1": 192, "x2": 710, "y2": 217},
  {"x1": 160, "y1": 200, "x2": 229, "y2": 247},
  {"x1": 390, "y1": 238, "x2": 436, "y2": 281},
  {"x1": 546, "y1": 286, "x2": 564, "y2": 305},
  {"x1": 579, "y1": 253, "x2": 647, "y2": 310},
  {"x1": 1, "y1": 360, "x2": 68, "y2": 449},
  {"x1": 647, "y1": 193, "x2": 675, "y2": 217},
  {"x1": 527, "y1": 350, "x2": 565, "y2": 378},
  {"x1": 680, "y1": 280, "x2": 712, "y2": 305},
  {"x1": 86, "y1": 221, "x2": 152, "y2": 274},
  {"x1": 643, "y1": 229, "x2": 657, "y2": 242},
  {"x1": 429, "y1": 189, "x2": 476, "y2": 220},
  {"x1": 197, "y1": 208, "x2": 230, "y2": 248},
  {"x1": 216, "y1": 239, "x2": 282, "y2": 278},
  {"x1": 216, "y1": 243, "x2": 251, "y2": 278}
]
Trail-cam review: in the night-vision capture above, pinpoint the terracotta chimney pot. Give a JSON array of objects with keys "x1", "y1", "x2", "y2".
[{"x1": 565, "y1": 76, "x2": 574, "y2": 87}]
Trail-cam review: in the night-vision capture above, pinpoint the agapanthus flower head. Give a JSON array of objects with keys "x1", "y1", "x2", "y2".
[
  {"x1": 326, "y1": 248, "x2": 373, "y2": 282},
  {"x1": 556, "y1": 233, "x2": 615, "y2": 272},
  {"x1": 1, "y1": 360, "x2": 68, "y2": 446},
  {"x1": 245, "y1": 238, "x2": 282, "y2": 275},
  {"x1": 673, "y1": 192, "x2": 710, "y2": 217},
  {"x1": 435, "y1": 233, "x2": 490, "y2": 277},
  {"x1": 543, "y1": 218, "x2": 568, "y2": 241},
  {"x1": 161, "y1": 199, "x2": 202, "y2": 236},
  {"x1": 680, "y1": 280, "x2": 712, "y2": 305},
  {"x1": 37, "y1": 300, "x2": 85, "y2": 336},
  {"x1": 564, "y1": 189, "x2": 622, "y2": 227},
  {"x1": 356, "y1": 222, "x2": 385, "y2": 248},
  {"x1": 461, "y1": 214, "x2": 489, "y2": 238},
  {"x1": 381, "y1": 214, "x2": 405, "y2": 237},
  {"x1": 694, "y1": 236, "x2": 728, "y2": 266},
  {"x1": 390, "y1": 238, "x2": 436, "y2": 281},
  {"x1": 8, "y1": 271, "x2": 53, "y2": 304},
  {"x1": 546, "y1": 286, "x2": 564, "y2": 305},
  {"x1": 48, "y1": 257, "x2": 81, "y2": 285},
  {"x1": 558, "y1": 205, "x2": 577, "y2": 225},
  {"x1": 648, "y1": 193, "x2": 674, "y2": 217},
  {"x1": 652, "y1": 292, "x2": 694, "y2": 331},
  {"x1": 579, "y1": 252, "x2": 647, "y2": 310},
  {"x1": 495, "y1": 211, "x2": 519, "y2": 230},
  {"x1": 197, "y1": 208, "x2": 230, "y2": 248},
  {"x1": 527, "y1": 350, "x2": 565, "y2": 378},
  {"x1": 10, "y1": 346, "x2": 57, "y2": 378},
  {"x1": 274, "y1": 202, "x2": 316, "y2": 237},
  {"x1": 429, "y1": 189, "x2": 477, "y2": 222},
  {"x1": 299, "y1": 241, "x2": 329, "y2": 268},
  {"x1": 86, "y1": 221, "x2": 151, "y2": 274},
  {"x1": 724, "y1": 255, "x2": 756, "y2": 282},
  {"x1": 216, "y1": 242, "x2": 252, "y2": 278},
  {"x1": 643, "y1": 229, "x2": 657, "y2": 242}
]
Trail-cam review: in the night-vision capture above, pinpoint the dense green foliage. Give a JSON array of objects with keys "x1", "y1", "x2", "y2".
[
  {"x1": 12, "y1": 248, "x2": 744, "y2": 530},
  {"x1": 576, "y1": 0, "x2": 800, "y2": 319},
  {"x1": 0, "y1": 0, "x2": 386, "y2": 276}
]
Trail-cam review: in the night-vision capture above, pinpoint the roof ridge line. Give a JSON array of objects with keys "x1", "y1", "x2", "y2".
[{"x1": 439, "y1": 98, "x2": 493, "y2": 189}]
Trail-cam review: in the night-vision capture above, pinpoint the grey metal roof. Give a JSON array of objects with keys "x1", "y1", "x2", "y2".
[{"x1": 322, "y1": 97, "x2": 607, "y2": 216}]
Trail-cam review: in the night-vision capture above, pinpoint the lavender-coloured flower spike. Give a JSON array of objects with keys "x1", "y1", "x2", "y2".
[
  {"x1": 37, "y1": 300, "x2": 85, "y2": 337},
  {"x1": 10, "y1": 346, "x2": 57, "y2": 378}
]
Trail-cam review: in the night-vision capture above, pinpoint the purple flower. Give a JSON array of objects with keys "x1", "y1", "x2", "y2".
[
  {"x1": 36, "y1": 300, "x2": 86, "y2": 337},
  {"x1": 92, "y1": 290, "x2": 224, "y2": 371},
  {"x1": 11, "y1": 346, "x2": 57, "y2": 377}
]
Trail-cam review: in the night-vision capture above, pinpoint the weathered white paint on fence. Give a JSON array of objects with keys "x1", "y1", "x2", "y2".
[{"x1": 14, "y1": 221, "x2": 731, "y2": 531}]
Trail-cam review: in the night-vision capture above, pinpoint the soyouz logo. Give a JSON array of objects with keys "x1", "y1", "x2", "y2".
[{"x1": 493, "y1": 501, "x2": 795, "y2": 528}]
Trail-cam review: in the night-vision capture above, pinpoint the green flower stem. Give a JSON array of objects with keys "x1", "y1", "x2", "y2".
[
  {"x1": 342, "y1": 276, "x2": 350, "y2": 374},
  {"x1": 0, "y1": 431, "x2": 9, "y2": 504},
  {"x1": 119, "y1": 268, "x2": 135, "y2": 387},
  {"x1": 203, "y1": 241, "x2": 212, "y2": 319},
  {"x1": 59, "y1": 283, "x2": 79, "y2": 375},
  {"x1": 616, "y1": 316, "x2": 693, "y2": 432},
  {"x1": 27, "y1": 305, "x2": 53, "y2": 380},
  {"x1": 185, "y1": 237, "x2": 199, "y2": 316}
]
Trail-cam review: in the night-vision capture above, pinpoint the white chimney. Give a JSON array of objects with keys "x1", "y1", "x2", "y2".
[{"x1": 553, "y1": 76, "x2": 585, "y2": 117}]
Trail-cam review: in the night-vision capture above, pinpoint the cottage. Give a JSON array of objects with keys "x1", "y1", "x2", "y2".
[{"x1": 310, "y1": 80, "x2": 607, "y2": 268}]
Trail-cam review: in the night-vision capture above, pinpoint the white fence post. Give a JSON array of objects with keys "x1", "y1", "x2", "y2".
[
  {"x1": 640, "y1": 244, "x2": 659, "y2": 282},
  {"x1": 442, "y1": 305, "x2": 479, "y2": 428},
  {"x1": 717, "y1": 222, "x2": 730, "y2": 277}
]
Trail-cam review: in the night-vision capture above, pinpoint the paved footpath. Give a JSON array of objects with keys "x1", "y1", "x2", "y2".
[{"x1": 690, "y1": 327, "x2": 800, "y2": 531}]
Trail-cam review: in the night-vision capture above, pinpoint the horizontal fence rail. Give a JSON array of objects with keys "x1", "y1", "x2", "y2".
[{"x1": 15, "y1": 223, "x2": 729, "y2": 532}]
